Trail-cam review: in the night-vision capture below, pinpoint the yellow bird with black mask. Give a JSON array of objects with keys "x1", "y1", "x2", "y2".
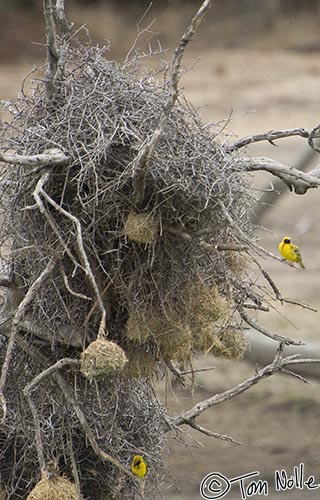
[{"x1": 278, "y1": 236, "x2": 305, "y2": 269}]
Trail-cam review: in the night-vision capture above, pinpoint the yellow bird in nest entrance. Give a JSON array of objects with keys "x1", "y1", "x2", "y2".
[
  {"x1": 278, "y1": 236, "x2": 305, "y2": 269},
  {"x1": 131, "y1": 454, "x2": 147, "y2": 479}
]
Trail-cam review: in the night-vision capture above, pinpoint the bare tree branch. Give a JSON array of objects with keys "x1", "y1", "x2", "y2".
[
  {"x1": 0, "y1": 149, "x2": 69, "y2": 168},
  {"x1": 0, "y1": 258, "x2": 56, "y2": 422},
  {"x1": 236, "y1": 157, "x2": 320, "y2": 194},
  {"x1": 172, "y1": 344, "x2": 320, "y2": 427},
  {"x1": 33, "y1": 171, "x2": 83, "y2": 270},
  {"x1": 244, "y1": 330, "x2": 320, "y2": 381},
  {"x1": 308, "y1": 124, "x2": 320, "y2": 153},
  {"x1": 252, "y1": 146, "x2": 317, "y2": 222},
  {"x1": 218, "y1": 200, "x2": 284, "y2": 262},
  {"x1": 55, "y1": 0, "x2": 72, "y2": 35},
  {"x1": 43, "y1": 0, "x2": 59, "y2": 93},
  {"x1": 132, "y1": 0, "x2": 212, "y2": 206},
  {"x1": 225, "y1": 126, "x2": 320, "y2": 153},
  {"x1": 239, "y1": 307, "x2": 304, "y2": 346},
  {"x1": 23, "y1": 358, "x2": 79, "y2": 472}
]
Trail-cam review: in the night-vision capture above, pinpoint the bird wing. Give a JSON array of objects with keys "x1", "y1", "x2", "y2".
[{"x1": 292, "y1": 244, "x2": 301, "y2": 258}]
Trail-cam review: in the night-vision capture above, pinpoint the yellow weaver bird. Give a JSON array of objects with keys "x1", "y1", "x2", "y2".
[
  {"x1": 278, "y1": 236, "x2": 305, "y2": 269},
  {"x1": 131, "y1": 454, "x2": 147, "y2": 479}
]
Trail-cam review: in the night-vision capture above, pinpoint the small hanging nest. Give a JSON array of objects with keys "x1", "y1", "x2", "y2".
[
  {"x1": 123, "y1": 212, "x2": 159, "y2": 244},
  {"x1": 80, "y1": 338, "x2": 128, "y2": 380},
  {"x1": 26, "y1": 474, "x2": 83, "y2": 500}
]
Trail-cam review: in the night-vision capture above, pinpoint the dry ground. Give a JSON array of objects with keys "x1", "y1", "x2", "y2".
[{"x1": 1, "y1": 6, "x2": 320, "y2": 500}]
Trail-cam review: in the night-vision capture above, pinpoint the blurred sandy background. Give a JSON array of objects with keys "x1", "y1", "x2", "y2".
[{"x1": 1, "y1": 1, "x2": 320, "y2": 499}]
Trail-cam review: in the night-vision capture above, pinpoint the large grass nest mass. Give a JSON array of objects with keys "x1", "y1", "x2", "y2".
[
  {"x1": 0, "y1": 40, "x2": 256, "y2": 498},
  {"x1": 1, "y1": 44, "x2": 253, "y2": 352}
]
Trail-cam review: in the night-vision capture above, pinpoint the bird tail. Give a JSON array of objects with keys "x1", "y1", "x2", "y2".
[{"x1": 300, "y1": 261, "x2": 305, "y2": 269}]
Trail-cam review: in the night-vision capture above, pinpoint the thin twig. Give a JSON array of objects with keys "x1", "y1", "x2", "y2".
[
  {"x1": 39, "y1": 184, "x2": 107, "y2": 336},
  {"x1": 280, "y1": 297, "x2": 317, "y2": 312},
  {"x1": 251, "y1": 256, "x2": 282, "y2": 302},
  {"x1": 307, "y1": 124, "x2": 320, "y2": 153},
  {"x1": 132, "y1": 0, "x2": 212, "y2": 206},
  {"x1": 61, "y1": 266, "x2": 92, "y2": 301},
  {"x1": 33, "y1": 171, "x2": 83, "y2": 270},
  {"x1": 187, "y1": 420, "x2": 242, "y2": 445},
  {"x1": 24, "y1": 358, "x2": 80, "y2": 395},
  {"x1": 180, "y1": 366, "x2": 215, "y2": 376},
  {"x1": 218, "y1": 200, "x2": 282, "y2": 261},
  {"x1": 24, "y1": 391, "x2": 46, "y2": 471},
  {"x1": 163, "y1": 224, "x2": 247, "y2": 251},
  {"x1": 165, "y1": 359, "x2": 187, "y2": 386}
]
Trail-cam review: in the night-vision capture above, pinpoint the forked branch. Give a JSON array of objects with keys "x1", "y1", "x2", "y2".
[{"x1": 172, "y1": 342, "x2": 320, "y2": 428}]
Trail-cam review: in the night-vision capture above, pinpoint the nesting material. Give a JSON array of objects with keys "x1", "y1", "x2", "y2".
[
  {"x1": 126, "y1": 309, "x2": 155, "y2": 343},
  {"x1": 80, "y1": 338, "x2": 128, "y2": 380},
  {"x1": 192, "y1": 323, "x2": 220, "y2": 352},
  {"x1": 158, "y1": 321, "x2": 192, "y2": 362},
  {"x1": 126, "y1": 307, "x2": 192, "y2": 363},
  {"x1": 124, "y1": 345, "x2": 157, "y2": 378},
  {"x1": 226, "y1": 251, "x2": 248, "y2": 275},
  {"x1": 124, "y1": 212, "x2": 159, "y2": 244},
  {"x1": 26, "y1": 475, "x2": 83, "y2": 500},
  {"x1": 209, "y1": 329, "x2": 249, "y2": 359},
  {"x1": 187, "y1": 282, "x2": 231, "y2": 328}
]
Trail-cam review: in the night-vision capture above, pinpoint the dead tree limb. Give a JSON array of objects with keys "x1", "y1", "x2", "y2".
[
  {"x1": 187, "y1": 420, "x2": 242, "y2": 446},
  {"x1": 239, "y1": 307, "x2": 304, "y2": 346},
  {"x1": 0, "y1": 258, "x2": 56, "y2": 422},
  {"x1": 172, "y1": 342, "x2": 320, "y2": 427},
  {"x1": 23, "y1": 358, "x2": 79, "y2": 472},
  {"x1": 236, "y1": 156, "x2": 320, "y2": 194},
  {"x1": 252, "y1": 146, "x2": 317, "y2": 222},
  {"x1": 33, "y1": 171, "x2": 83, "y2": 270},
  {"x1": 0, "y1": 149, "x2": 69, "y2": 168},
  {"x1": 43, "y1": 0, "x2": 59, "y2": 93},
  {"x1": 225, "y1": 125, "x2": 320, "y2": 153},
  {"x1": 132, "y1": 0, "x2": 212, "y2": 206},
  {"x1": 244, "y1": 330, "x2": 320, "y2": 381},
  {"x1": 39, "y1": 186, "x2": 108, "y2": 336},
  {"x1": 55, "y1": 0, "x2": 72, "y2": 35}
]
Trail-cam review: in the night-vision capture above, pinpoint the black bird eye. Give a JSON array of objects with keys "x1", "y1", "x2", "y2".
[{"x1": 284, "y1": 238, "x2": 290, "y2": 244}]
